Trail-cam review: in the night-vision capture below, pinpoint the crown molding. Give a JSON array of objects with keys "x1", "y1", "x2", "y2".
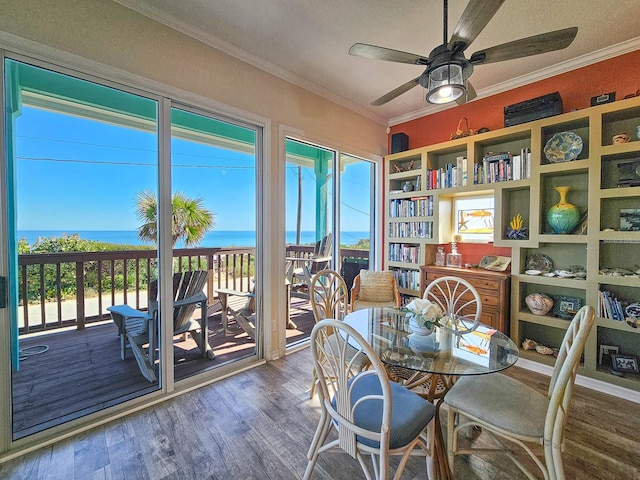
[
  {"x1": 112, "y1": 1, "x2": 388, "y2": 126},
  {"x1": 389, "y1": 36, "x2": 640, "y2": 126}
]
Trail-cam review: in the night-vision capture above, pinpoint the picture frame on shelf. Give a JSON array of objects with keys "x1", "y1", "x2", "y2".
[
  {"x1": 620, "y1": 208, "x2": 640, "y2": 231},
  {"x1": 611, "y1": 354, "x2": 639, "y2": 373},
  {"x1": 552, "y1": 295, "x2": 582, "y2": 320}
]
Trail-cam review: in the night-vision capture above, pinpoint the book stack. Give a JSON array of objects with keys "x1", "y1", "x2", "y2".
[
  {"x1": 388, "y1": 243, "x2": 420, "y2": 264},
  {"x1": 388, "y1": 221, "x2": 432, "y2": 238},
  {"x1": 474, "y1": 148, "x2": 531, "y2": 185},
  {"x1": 598, "y1": 290, "x2": 625, "y2": 320},
  {"x1": 388, "y1": 196, "x2": 433, "y2": 217}
]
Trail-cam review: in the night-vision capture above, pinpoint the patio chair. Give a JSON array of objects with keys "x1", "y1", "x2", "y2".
[
  {"x1": 286, "y1": 233, "x2": 333, "y2": 295},
  {"x1": 303, "y1": 318, "x2": 436, "y2": 480},
  {"x1": 350, "y1": 270, "x2": 401, "y2": 311},
  {"x1": 217, "y1": 285, "x2": 256, "y2": 339},
  {"x1": 107, "y1": 270, "x2": 214, "y2": 382}
]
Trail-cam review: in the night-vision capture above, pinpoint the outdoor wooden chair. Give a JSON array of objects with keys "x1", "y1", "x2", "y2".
[
  {"x1": 286, "y1": 233, "x2": 333, "y2": 295},
  {"x1": 108, "y1": 270, "x2": 214, "y2": 382},
  {"x1": 217, "y1": 285, "x2": 256, "y2": 339}
]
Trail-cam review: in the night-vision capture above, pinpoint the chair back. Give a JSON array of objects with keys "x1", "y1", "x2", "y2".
[
  {"x1": 423, "y1": 275, "x2": 481, "y2": 333},
  {"x1": 310, "y1": 269, "x2": 349, "y2": 322},
  {"x1": 350, "y1": 270, "x2": 401, "y2": 311},
  {"x1": 545, "y1": 305, "x2": 595, "y2": 449},
  {"x1": 310, "y1": 318, "x2": 393, "y2": 463},
  {"x1": 149, "y1": 270, "x2": 208, "y2": 329},
  {"x1": 315, "y1": 232, "x2": 333, "y2": 257}
]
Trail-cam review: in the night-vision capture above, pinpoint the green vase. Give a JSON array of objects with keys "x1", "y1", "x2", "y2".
[{"x1": 547, "y1": 186, "x2": 580, "y2": 234}]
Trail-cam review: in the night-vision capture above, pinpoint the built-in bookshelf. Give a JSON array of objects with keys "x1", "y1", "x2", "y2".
[{"x1": 385, "y1": 95, "x2": 640, "y2": 393}]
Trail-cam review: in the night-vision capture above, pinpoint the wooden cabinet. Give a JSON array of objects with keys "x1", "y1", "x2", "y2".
[{"x1": 420, "y1": 265, "x2": 511, "y2": 334}]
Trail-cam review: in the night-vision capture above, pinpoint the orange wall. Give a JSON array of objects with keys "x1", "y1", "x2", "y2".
[
  {"x1": 387, "y1": 49, "x2": 640, "y2": 265},
  {"x1": 389, "y1": 49, "x2": 640, "y2": 150}
]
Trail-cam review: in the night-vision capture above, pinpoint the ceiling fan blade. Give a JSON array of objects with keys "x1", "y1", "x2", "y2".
[
  {"x1": 448, "y1": 0, "x2": 505, "y2": 51},
  {"x1": 470, "y1": 27, "x2": 578, "y2": 65},
  {"x1": 456, "y1": 81, "x2": 478, "y2": 105},
  {"x1": 371, "y1": 78, "x2": 421, "y2": 106},
  {"x1": 349, "y1": 43, "x2": 429, "y2": 65}
]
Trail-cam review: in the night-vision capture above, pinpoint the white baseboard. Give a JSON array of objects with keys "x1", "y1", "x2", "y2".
[{"x1": 515, "y1": 358, "x2": 640, "y2": 405}]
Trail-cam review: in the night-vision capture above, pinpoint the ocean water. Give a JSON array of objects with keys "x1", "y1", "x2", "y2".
[{"x1": 16, "y1": 230, "x2": 370, "y2": 248}]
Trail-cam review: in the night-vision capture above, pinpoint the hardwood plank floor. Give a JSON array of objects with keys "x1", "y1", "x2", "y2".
[{"x1": 2, "y1": 347, "x2": 639, "y2": 479}]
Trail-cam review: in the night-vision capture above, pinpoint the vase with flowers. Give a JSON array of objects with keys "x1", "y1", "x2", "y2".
[{"x1": 402, "y1": 298, "x2": 444, "y2": 335}]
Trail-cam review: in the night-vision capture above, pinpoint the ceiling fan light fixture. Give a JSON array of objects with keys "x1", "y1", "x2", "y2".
[{"x1": 426, "y1": 63, "x2": 465, "y2": 104}]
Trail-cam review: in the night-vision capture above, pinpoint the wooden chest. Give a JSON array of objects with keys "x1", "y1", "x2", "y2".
[{"x1": 420, "y1": 265, "x2": 511, "y2": 334}]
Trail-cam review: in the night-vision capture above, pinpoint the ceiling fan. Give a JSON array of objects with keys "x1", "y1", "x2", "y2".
[{"x1": 349, "y1": 0, "x2": 578, "y2": 106}]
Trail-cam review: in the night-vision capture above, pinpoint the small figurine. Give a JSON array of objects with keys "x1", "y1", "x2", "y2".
[{"x1": 505, "y1": 213, "x2": 528, "y2": 239}]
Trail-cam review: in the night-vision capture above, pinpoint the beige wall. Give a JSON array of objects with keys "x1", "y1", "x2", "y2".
[{"x1": 0, "y1": 0, "x2": 386, "y2": 458}]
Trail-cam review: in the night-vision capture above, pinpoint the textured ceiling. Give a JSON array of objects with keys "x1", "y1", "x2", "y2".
[{"x1": 114, "y1": 0, "x2": 640, "y2": 125}]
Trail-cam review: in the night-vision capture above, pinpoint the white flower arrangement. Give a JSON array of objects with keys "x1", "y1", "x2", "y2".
[{"x1": 403, "y1": 298, "x2": 444, "y2": 329}]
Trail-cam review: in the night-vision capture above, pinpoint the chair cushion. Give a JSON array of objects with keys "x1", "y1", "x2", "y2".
[
  {"x1": 358, "y1": 270, "x2": 395, "y2": 302},
  {"x1": 352, "y1": 299, "x2": 398, "y2": 311},
  {"x1": 445, "y1": 373, "x2": 549, "y2": 438},
  {"x1": 334, "y1": 373, "x2": 435, "y2": 449}
]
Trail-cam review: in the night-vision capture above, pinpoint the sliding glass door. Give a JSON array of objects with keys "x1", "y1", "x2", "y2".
[{"x1": 4, "y1": 58, "x2": 160, "y2": 438}]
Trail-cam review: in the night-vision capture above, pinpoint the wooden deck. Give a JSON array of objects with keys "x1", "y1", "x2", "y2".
[{"x1": 12, "y1": 297, "x2": 315, "y2": 439}]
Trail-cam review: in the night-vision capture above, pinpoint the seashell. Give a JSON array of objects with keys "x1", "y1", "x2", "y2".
[
  {"x1": 522, "y1": 338, "x2": 537, "y2": 350},
  {"x1": 573, "y1": 271, "x2": 586, "y2": 278},
  {"x1": 535, "y1": 344, "x2": 554, "y2": 355},
  {"x1": 555, "y1": 270, "x2": 574, "y2": 278},
  {"x1": 525, "y1": 293, "x2": 554, "y2": 316},
  {"x1": 525, "y1": 269, "x2": 541, "y2": 275},
  {"x1": 543, "y1": 272, "x2": 556, "y2": 277}
]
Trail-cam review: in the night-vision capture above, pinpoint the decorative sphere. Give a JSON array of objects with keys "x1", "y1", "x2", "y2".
[{"x1": 525, "y1": 293, "x2": 554, "y2": 316}]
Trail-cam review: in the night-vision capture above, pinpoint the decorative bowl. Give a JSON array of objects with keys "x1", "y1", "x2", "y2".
[
  {"x1": 525, "y1": 293, "x2": 554, "y2": 316},
  {"x1": 544, "y1": 132, "x2": 583, "y2": 163}
]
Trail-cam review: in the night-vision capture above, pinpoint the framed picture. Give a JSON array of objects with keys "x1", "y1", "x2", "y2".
[
  {"x1": 620, "y1": 208, "x2": 640, "y2": 231},
  {"x1": 611, "y1": 354, "x2": 639, "y2": 373},
  {"x1": 552, "y1": 295, "x2": 582, "y2": 320}
]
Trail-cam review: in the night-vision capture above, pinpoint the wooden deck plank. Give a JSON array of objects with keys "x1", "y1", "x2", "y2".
[{"x1": 11, "y1": 298, "x2": 316, "y2": 438}]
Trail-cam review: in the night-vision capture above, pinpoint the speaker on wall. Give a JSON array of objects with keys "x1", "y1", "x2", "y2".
[{"x1": 391, "y1": 132, "x2": 409, "y2": 153}]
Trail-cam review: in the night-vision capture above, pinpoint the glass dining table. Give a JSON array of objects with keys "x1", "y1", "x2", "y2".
[{"x1": 343, "y1": 306, "x2": 519, "y2": 480}]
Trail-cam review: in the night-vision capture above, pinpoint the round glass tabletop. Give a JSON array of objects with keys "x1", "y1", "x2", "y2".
[{"x1": 344, "y1": 307, "x2": 519, "y2": 376}]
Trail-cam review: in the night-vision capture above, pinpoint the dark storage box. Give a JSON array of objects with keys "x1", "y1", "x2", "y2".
[
  {"x1": 504, "y1": 92, "x2": 563, "y2": 127},
  {"x1": 391, "y1": 132, "x2": 409, "y2": 153}
]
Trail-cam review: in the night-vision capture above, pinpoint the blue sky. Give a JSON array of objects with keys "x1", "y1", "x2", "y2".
[{"x1": 15, "y1": 106, "x2": 371, "y2": 233}]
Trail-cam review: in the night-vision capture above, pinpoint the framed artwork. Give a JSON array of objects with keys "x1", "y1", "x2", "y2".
[
  {"x1": 620, "y1": 208, "x2": 640, "y2": 231},
  {"x1": 552, "y1": 295, "x2": 582, "y2": 320},
  {"x1": 611, "y1": 354, "x2": 639, "y2": 373}
]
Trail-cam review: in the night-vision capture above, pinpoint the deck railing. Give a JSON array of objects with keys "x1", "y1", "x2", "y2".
[{"x1": 17, "y1": 246, "x2": 369, "y2": 334}]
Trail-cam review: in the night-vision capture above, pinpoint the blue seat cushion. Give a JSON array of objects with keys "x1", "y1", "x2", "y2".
[{"x1": 333, "y1": 373, "x2": 435, "y2": 449}]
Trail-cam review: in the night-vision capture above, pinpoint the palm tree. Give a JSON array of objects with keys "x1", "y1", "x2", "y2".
[{"x1": 136, "y1": 190, "x2": 215, "y2": 247}]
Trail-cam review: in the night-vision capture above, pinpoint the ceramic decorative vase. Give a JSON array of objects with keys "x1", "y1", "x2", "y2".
[
  {"x1": 547, "y1": 186, "x2": 580, "y2": 234},
  {"x1": 525, "y1": 293, "x2": 554, "y2": 316}
]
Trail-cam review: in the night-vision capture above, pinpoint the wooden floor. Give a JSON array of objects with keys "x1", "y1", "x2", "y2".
[
  {"x1": 12, "y1": 297, "x2": 315, "y2": 439},
  {"x1": 2, "y1": 347, "x2": 639, "y2": 479}
]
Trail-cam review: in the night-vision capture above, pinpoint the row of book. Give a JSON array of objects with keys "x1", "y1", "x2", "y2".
[
  {"x1": 388, "y1": 243, "x2": 420, "y2": 264},
  {"x1": 598, "y1": 290, "x2": 626, "y2": 321},
  {"x1": 475, "y1": 148, "x2": 531, "y2": 184},
  {"x1": 422, "y1": 148, "x2": 532, "y2": 190},
  {"x1": 425, "y1": 156, "x2": 468, "y2": 189},
  {"x1": 391, "y1": 268, "x2": 421, "y2": 291},
  {"x1": 388, "y1": 196, "x2": 433, "y2": 218},
  {"x1": 388, "y1": 221, "x2": 433, "y2": 239}
]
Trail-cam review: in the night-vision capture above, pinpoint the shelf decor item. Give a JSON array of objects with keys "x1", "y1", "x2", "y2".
[
  {"x1": 525, "y1": 293, "x2": 554, "y2": 316},
  {"x1": 547, "y1": 185, "x2": 580, "y2": 234},
  {"x1": 505, "y1": 213, "x2": 528, "y2": 239},
  {"x1": 543, "y1": 131, "x2": 582, "y2": 163},
  {"x1": 446, "y1": 241, "x2": 462, "y2": 268},
  {"x1": 552, "y1": 295, "x2": 582, "y2": 320}
]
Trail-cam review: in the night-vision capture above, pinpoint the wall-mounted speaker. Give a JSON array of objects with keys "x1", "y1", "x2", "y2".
[{"x1": 391, "y1": 132, "x2": 409, "y2": 153}]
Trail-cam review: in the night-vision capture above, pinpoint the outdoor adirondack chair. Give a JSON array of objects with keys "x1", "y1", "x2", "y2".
[
  {"x1": 108, "y1": 270, "x2": 215, "y2": 382},
  {"x1": 286, "y1": 233, "x2": 333, "y2": 296},
  {"x1": 217, "y1": 285, "x2": 256, "y2": 339}
]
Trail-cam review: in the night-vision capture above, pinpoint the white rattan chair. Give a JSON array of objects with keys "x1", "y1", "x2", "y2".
[
  {"x1": 304, "y1": 318, "x2": 436, "y2": 480},
  {"x1": 445, "y1": 305, "x2": 595, "y2": 480}
]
